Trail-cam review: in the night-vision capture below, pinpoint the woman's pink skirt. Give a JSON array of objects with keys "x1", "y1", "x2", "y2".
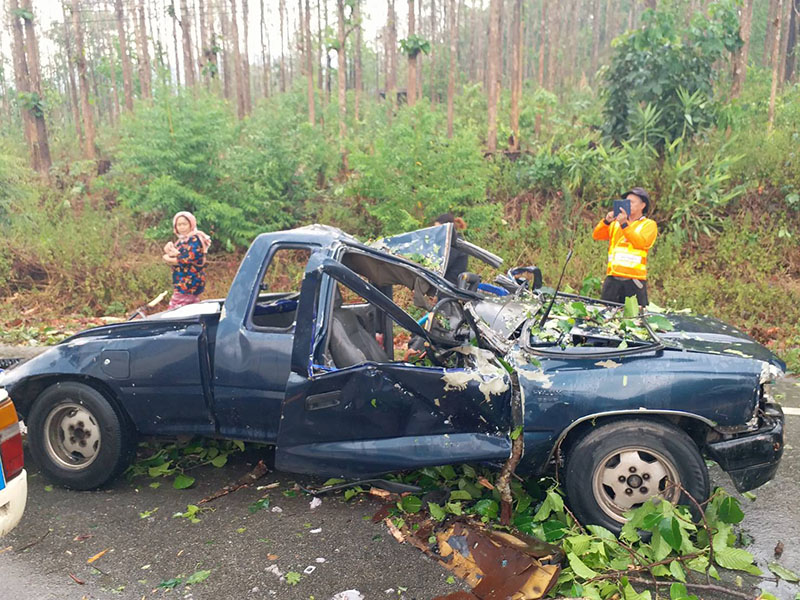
[{"x1": 168, "y1": 291, "x2": 201, "y2": 310}]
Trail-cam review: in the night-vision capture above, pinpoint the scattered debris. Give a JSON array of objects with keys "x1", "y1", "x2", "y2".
[
  {"x1": 330, "y1": 591, "x2": 365, "y2": 600},
  {"x1": 594, "y1": 359, "x2": 622, "y2": 369},
  {"x1": 271, "y1": 506, "x2": 283, "y2": 514},
  {"x1": 315, "y1": 557, "x2": 326, "y2": 563},
  {"x1": 774, "y1": 540, "x2": 784, "y2": 558},
  {"x1": 87, "y1": 548, "x2": 109, "y2": 564},
  {"x1": 310, "y1": 497, "x2": 323, "y2": 510},
  {"x1": 310, "y1": 528, "x2": 322, "y2": 534},
  {"x1": 303, "y1": 565, "x2": 316, "y2": 575},
  {"x1": 68, "y1": 572, "x2": 85, "y2": 585},
  {"x1": 384, "y1": 518, "x2": 405, "y2": 543},
  {"x1": 73, "y1": 534, "x2": 93, "y2": 542},
  {"x1": 265, "y1": 564, "x2": 284, "y2": 580},
  {"x1": 198, "y1": 460, "x2": 269, "y2": 505}
]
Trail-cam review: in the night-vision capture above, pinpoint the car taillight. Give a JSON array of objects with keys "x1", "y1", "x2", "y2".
[{"x1": 0, "y1": 396, "x2": 24, "y2": 481}]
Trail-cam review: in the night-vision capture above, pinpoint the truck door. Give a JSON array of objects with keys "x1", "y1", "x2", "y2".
[
  {"x1": 212, "y1": 245, "x2": 313, "y2": 442},
  {"x1": 275, "y1": 257, "x2": 514, "y2": 479}
]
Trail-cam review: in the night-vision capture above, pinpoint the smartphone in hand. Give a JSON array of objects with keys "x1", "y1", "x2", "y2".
[{"x1": 613, "y1": 198, "x2": 631, "y2": 218}]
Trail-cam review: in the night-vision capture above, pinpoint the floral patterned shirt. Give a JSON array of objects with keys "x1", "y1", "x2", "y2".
[{"x1": 172, "y1": 234, "x2": 206, "y2": 295}]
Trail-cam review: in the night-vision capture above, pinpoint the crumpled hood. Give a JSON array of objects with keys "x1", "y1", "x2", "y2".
[{"x1": 653, "y1": 314, "x2": 784, "y2": 370}]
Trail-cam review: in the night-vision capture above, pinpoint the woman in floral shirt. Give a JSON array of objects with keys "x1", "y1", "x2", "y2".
[{"x1": 162, "y1": 211, "x2": 212, "y2": 310}]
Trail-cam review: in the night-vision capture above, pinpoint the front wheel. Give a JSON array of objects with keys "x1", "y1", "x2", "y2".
[
  {"x1": 564, "y1": 419, "x2": 709, "y2": 532},
  {"x1": 28, "y1": 382, "x2": 134, "y2": 490}
]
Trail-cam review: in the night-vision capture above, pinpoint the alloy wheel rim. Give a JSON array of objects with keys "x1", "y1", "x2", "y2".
[
  {"x1": 43, "y1": 402, "x2": 101, "y2": 470},
  {"x1": 591, "y1": 446, "x2": 681, "y2": 523}
]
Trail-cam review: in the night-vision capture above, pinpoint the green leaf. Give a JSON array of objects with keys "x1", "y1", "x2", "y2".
[
  {"x1": 322, "y1": 478, "x2": 346, "y2": 487},
  {"x1": 449, "y1": 490, "x2": 472, "y2": 501},
  {"x1": 399, "y1": 495, "x2": 422, "y2": 514},
  {"x1": 542, "y1": 520, "x2": 568, "y2": 542},
  {"x1": 461, "y1": 464, "x2": 477, "y2": 479},
  {"x1": 446, "y1": 575, "x2": 456, "y2": 584},
  {"x1": 173, "y1": 473, "x2": 195, "y2": 489},
  {"x1": 586, "y1": 524, "x2": 616, "y2": 540},
  {"x1": 624, "y1": 295, "x2": 640, "y2": 317},
  {"x1": 645, "y1": 314, "x2": 674, "y2": 331},
  {"x1": 768, "y1": 563, "x2": 800, "y2": 583},
  {"x1": 669, "y1": 560, "x2": 686, "y2": 582},
  {"x1": 285, "y1": 571, "x2": 301, "y2": 585},
  {"x1": 158, "y1": 577, "x2": 183, "y2": 589},
  {"x1": 435, "y1": 465, "x2": 457, "y2": 481},
  {"x1": 210, "y1": 455, "x2": 228, "y2": 468},
  {"x1": 428, "y1": 502, "x2": 446, "y2": 521},
  {"x1": 714, "y1": 547, "x2": 756, "y2": 571},
  {"x1": 184, "y1": 570, "x2": 211, "y2": 585},
  {"x1": 659, "y1": 517, "x2": 683, "y2": 552},
  {"x1": 567, "y1": 552, "x2": 599, "y2": 579},
  {"x1": 510, "y1": 425, "x2": 523, "y2": 440},
  {"x1": 473, "y1": 499, "x2": 499, "y2": 519},
  {"x1": 445, "y1": 501, "x2": 463, "y2": 515},
  {"x1": 668, "y1": 582, "x2": 695, "y2": 600},
  {"x1": 717, "y1": 496, "x2": 744, "y2": 524},
  {"x1": 232, "y1": 440, "x2": 245, "y2": 452}
]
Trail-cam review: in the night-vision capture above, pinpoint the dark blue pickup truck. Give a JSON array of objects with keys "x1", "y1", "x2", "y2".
[{"x1": 0, "y1": 224, "x2": 785, "y2": 531}]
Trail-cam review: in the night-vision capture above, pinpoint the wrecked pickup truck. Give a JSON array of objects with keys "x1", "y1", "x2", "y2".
[{"x1": 0, "y1": 224, "x2": 785, "y2": 531}]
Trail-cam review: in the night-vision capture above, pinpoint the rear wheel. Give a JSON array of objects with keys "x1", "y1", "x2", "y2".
[
  {"x1": 28, "y1": 382, "x2": 134, "y2": 490},
  {"x1": 564, "y1": 419, "x2": 709, "y2": 532}
]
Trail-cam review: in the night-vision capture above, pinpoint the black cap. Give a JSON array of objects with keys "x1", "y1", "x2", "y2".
[{"x1": 624, "y1": 187, "x2": 651, "y2": 213}]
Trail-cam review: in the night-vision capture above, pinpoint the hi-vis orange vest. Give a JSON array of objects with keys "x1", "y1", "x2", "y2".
[{"x1": 592, "y1": 217, "x2": 658, "y2": 280}]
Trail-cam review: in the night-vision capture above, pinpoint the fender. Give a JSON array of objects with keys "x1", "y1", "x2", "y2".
[{"x1": 546, "y1": 408, "x2": 717, "y2": 464}]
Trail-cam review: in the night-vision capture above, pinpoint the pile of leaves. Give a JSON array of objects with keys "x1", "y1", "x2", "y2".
[
  {"x1": 339, "y1": 464, "x2": 798, "y2": 600},
  {"x1": 529, "y1": 296, "x2": 675, "y2": 350},
  {"x1": 125, "y1": 438, "x2": 246, "y2": 490}
]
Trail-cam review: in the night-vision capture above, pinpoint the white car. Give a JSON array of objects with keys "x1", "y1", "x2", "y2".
[{"x1": 0, "y1": 388, "x2": 27, "y2": 537}]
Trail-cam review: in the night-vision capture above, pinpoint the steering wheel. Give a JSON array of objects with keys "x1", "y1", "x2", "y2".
[{"x1": 424, "y1": 297, "x2": 472, "y2": 367}]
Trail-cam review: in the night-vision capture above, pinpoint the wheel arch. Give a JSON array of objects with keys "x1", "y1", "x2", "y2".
[
  {"x1": 552, "y1": 410, "x2": 715, "y2": 466},
  {"x1": 15, "y1": 374, "x2": 136, "y2": 435}
]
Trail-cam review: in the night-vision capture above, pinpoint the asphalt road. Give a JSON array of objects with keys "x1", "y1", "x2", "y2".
[{"x1": 1, "y1": 373, "x2": 799, "y2": 600}]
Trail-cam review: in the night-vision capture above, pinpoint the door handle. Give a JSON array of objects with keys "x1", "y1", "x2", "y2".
[{"x1": 306, "y1": 391, "x2": 341, "y2": 411}]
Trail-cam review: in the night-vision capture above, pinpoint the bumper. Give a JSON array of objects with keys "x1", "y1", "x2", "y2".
[
  {"x1": 706, "y1": 404, "x2": 784, "y2": 493},
  {"x1": 0, "y1": 469, "x2": 27, "y2": 537}
]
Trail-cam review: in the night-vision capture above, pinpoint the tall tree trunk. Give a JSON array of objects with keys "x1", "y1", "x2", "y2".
[
  {"x1": 731, "y1": 0, "x2": 754, "y2": 98},
  {"x1": 63, "y1": 1, "x2": 84, "y2": 139},
  {"x1": 416, "y1": 0, "x2": 423, "y2": 100},
  {"x1": 336, "y1": 0, "x2": 348, "y2": 166},
  {"x1": 198, "y1": 0, "x2": 209, "y2": 84},
  {"x1": 317, "y1": 0, "x2": 324, "y2": 91},
  {"x1": 136, "y1": 0, "x2": 152, "y2": 98},
  {"x1": 604, "y1": 0, "x2": 616, "y2": 51},
  {"x1": 407, "y1": 0, "x2": 417, "y2": 106},
  {"x1": 229, "y1": 0, "x2": 246, "y2": 118},
  {"x1": 546, "y1": 0, "x2": 557, "y2": 90},
  {"x1": 591, "y1": 0, "x2": 602, "y2": 78},
  {"x1": 778, "y1": 0, "x2": 793, "y2": 86},
  {"x1": 510, "y1": 0, "x2": 522, "y2": 150},
  {"x1": 171, "y1": 4, "x2": 181, "y2": 86},
  {"x1": 785, "y1": 0, "x2": 799, "y2": 81},
  {"x1": 354, "y1": 0, "x2": 362, "y2": 121},
  {"x1": 387, "y1": 0, "x2": 397, "y2": 118},
  {"x1": 535, "y1": 0, "x2": 546, "y2": 136},
  {"x1": 71, "y1": 0, "x2": 96, "y2": 159},
  {"x1": 114, "y1": 0, "x2": 135, "y2": 110},
  {"x1": 430, "y1": 0, "x2": 436, "y2": 104},
  {"x1": 765, "y1": 0, "x2": 779, "y2": 66},
  {"x1": 486, "y1": 0, "x2": 501, "y2": 152},
  {"x1": 280, "y1": 0, "x2": 287, "y2": 92},
  {"x1": 325, "y1": 0, "x2": 332, "y2": 102},
  {"x1": 220, "y1": 7, "x2": 232, "y2": 99},
  {"x1": 306, "y1": 0, "x2": 315, "y2": 123},
  {"x1": 261, "y1": 0, "x2": 270, "y2": 96},
  {"x1": 446, "y1": 0, "x2": 456, "y2": 137},
  {"x1": 179, "y1": 0, "x2": 196, "y2": 85},
  {"x1": 9, "y1": 0, "x2": 39, "y2": 171},
  {"x1": 242, "y1": 0, "x2": 252, "y2": 112},
  {"x1": 768, "y1": 0, "x2": 785, "y2": 128}
]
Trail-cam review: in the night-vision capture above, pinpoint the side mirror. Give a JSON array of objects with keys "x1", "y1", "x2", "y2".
[
  {"x1": 457, "y1": 272, "x2": 481, "y2": 292},
  {"x1": 508, "y1": 266, "x2": 543, "y2": 291}
]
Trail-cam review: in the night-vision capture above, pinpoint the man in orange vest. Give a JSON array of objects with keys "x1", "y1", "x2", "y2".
[{"x1": 592, "y1": 187, "x2": 657, "y2": 308}]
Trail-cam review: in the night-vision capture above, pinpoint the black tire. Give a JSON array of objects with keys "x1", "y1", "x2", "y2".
[
  {"x1": 27, "y1": 382, "x2": 134, "y2": 490},
  {"x1": 564, "y1": 419, "x2": 709, "y2": 533}
]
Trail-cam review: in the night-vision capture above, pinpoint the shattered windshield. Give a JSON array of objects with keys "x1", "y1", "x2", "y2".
[
  {"x1": 471, "y1": 294, "x2": 676, "y2": 355},
  {"x1": 369, "y1": 224, "x2": 452, "y2": 276}
]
